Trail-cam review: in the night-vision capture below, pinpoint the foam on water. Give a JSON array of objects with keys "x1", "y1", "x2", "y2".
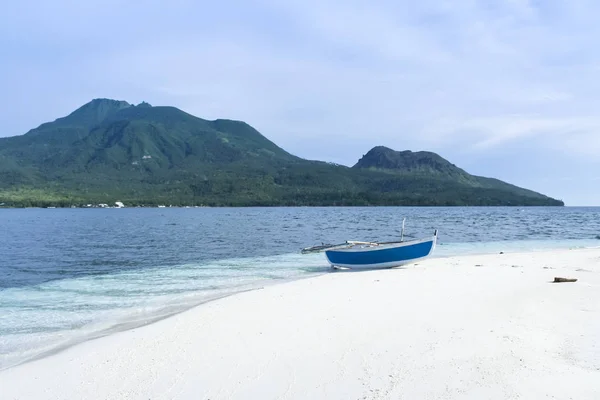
[
  {"x1": 434, "y1": 238, "x2": 600, "y2": 258},
  {"x1": 0, "y1": 252, "x2": 327, "y2": 370}
]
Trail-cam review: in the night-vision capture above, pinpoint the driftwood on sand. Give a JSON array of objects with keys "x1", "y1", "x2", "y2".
[{"x1": 553, "y1": 277, "x2": 578, "y2": 283}]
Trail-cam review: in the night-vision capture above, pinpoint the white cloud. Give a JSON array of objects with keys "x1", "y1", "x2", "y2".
[{"x1": 425, "y1": 115, "x2": 600, "y2": 154}]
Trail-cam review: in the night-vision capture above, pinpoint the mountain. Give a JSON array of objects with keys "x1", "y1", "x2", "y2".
[
  {"x1": 353, "y1": 146, "x2": 549, "y2": 199},
  {"x1": 355, "y1": 146, "x2": 475, "y2": 181},
  {"x1": 0, "y1": 99, "x2": 563, "y2": 207}
]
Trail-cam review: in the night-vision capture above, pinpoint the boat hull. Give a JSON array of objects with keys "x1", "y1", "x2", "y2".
[{"x1": 325, "y1": 235, "x2": 436, "y2": 270}]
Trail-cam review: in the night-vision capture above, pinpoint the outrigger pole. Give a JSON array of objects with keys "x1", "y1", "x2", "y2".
[{"x1": 301, "y1": 240, "x2": 380, "y2": 254}]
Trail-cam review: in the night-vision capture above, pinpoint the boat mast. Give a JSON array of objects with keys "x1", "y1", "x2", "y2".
[{"x1": 401, "y1": 217, "x2": 406, "y2": 242}]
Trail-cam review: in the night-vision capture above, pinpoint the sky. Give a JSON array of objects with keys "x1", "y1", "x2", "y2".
[{"x1": 1, "y1": 0, "x2": 599, "y2": 205}]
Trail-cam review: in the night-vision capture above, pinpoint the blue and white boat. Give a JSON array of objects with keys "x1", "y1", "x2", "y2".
[
  {"x1": 301, "y1": 219, "x2": 437, "y2": 270},
  {"x1": 324, "y1": 233, "x2": 437, "y2": 269}
]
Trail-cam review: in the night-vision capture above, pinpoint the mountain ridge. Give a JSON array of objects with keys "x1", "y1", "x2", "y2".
[
  {"x1": 354, "y1": 146, "x2": 472, "y2": 179},
  {"x1": 352, "y1": 146, "x2": 548, "y2": 199},
  {"x1": 0, "y1": 99, "x2": 564, "y2": 207}
]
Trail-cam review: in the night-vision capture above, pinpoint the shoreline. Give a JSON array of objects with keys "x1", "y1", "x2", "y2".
[
  {"x1": 1, "y1": 205, "x2": 575, "y2": 209},
  {"x1": 2, "y1": 244, "x2": 597, "y2": 371},
  {"x1": 0, "y1": 273, "x2": 325, "y2": 372},
  {"x1": 1, "y1": 248, "x2": 599, "y2": 399},
  {"x1": 0, "y1": 287, "x2": 264, "y2": 372}
]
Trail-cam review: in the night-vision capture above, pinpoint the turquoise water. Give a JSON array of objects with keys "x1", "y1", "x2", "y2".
[{"x1": 1, "y1": 206, "x2": 599, "y2": 369}]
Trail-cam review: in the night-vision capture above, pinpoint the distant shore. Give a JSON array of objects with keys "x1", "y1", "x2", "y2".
[
  {"x1": 0, "y1": 204, "x2": 568, "y2": 209},
  {"x1": 0, "y1": 203, "x2": 211, "y2": 209},
  {"x1": 1, "y1": 248, "x2": 598, "y2": 399}
]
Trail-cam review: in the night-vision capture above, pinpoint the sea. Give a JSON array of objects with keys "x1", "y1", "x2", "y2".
[{"x1": 1, "y1": 206, "x2": 599, "y2": 370}]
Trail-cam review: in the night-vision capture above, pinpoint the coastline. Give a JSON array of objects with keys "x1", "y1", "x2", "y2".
[
  {"x1": 0, "y1": 286, "x2": 267, "y2": 372},
  {"x1": 0, "y1": 272, "x2": 326, "y2": 372},
  {"x1": 1, "y1": 248, "x2": 599, "y2": 399}
]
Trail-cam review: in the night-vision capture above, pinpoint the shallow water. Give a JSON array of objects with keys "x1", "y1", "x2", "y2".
[{"x1": 1, "y1": 206, "x2": 599, "y2": 369}]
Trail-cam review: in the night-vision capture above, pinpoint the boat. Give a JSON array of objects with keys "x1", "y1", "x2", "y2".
[{"x1": 301, "y1": 219, "x2": 437, "y2": 270}]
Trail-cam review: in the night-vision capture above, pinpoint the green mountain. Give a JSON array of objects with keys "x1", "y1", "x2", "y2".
[
  {"x1": 0, "y1": 99, "x2": 563, "y2": 207},
  {"x1": 353, "y1": 146, "x2": 549, "y2": 199}
]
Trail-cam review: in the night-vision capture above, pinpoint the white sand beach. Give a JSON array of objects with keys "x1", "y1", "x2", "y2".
[{"x1": 1, "y1": 248, "x2": 599, "y2": 399}]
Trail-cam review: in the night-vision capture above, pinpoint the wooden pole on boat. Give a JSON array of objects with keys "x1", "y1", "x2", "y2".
[
  {"x1": 401, "y1": 218, "x2": 406, "y2": 242},
  {"x1": 347, "y1": 240, "x2": 379, "y2": 246}
]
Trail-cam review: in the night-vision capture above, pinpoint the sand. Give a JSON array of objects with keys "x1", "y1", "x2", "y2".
[{"x1": 1, "y1": 248, "x2": 599, "y2": 399}]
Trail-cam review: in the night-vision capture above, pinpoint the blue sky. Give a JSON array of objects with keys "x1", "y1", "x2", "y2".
[{"x1": 1, "y1": 0, "x2": 599, "y2": 205}]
